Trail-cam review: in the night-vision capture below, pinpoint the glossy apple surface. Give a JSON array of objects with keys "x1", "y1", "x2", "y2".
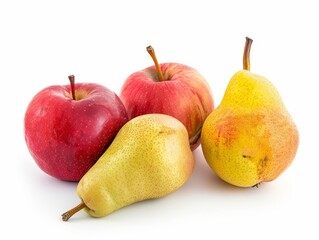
[
  {"x1": 24, "y1": 79, "x2": 128, "y2": 181},
  {"x1": 120, "y1": 54, "x2": 214, "y2": 150}
]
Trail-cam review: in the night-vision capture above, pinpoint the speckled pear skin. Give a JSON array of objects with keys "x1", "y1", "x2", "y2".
[
  {"x1": 201, "y1": 70, "x2": 299, "y2": 187},
  {"x1": 77, "y1": 114, "x2": 195, "y2": 217}
]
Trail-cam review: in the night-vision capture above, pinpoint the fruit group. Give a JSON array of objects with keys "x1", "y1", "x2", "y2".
[
  {"x1": 61, "y1": 114, "x2": 195, "y2": 220},
  {"x1": 201, "y1": 37, "x2": 299, "y2": 187},
  {"x1": 24, "y1": 75, "x2": 128, "y2": 181},
  {"x1": 120, "y1": 46, "x2": 214, "y2": 150}
]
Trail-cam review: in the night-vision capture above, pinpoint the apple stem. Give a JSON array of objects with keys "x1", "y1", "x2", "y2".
[
  {"x1": 68, "y1": 75, "x2": 76, "y2": 100},
  {"x1": 61, "y1": 202, "x2": 86, "y2": 221},
  {"x1": 243, "y1": 37, "x2": 253, "y2": 71},
  {"x1": 146, "y1": 46, "x2": 165, "y2": 81}
]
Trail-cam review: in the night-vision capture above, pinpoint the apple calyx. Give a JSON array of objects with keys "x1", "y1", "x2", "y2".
[
  {"x1": 68, "y1": 75, "x2": 76, "y2": 100},
  {"x1": 243, "y1": 37, "x2": 253, "y2": 71},
  {"x1": 146, "y1": 45, "x2": 165, "y2": 81},
  {"x1": 61, "y1": 202, "x2": 86, "y2": 221}
]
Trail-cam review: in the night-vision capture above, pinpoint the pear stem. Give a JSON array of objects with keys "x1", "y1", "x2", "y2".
[
  {"x1": 146, "y1": 46, "x2": 165, "y2": 81},
  {"x1": 61, "y1": 202, "x2": 86, "y2": 221},
  {"x1": 243, "y1": 37, "x2": 253, "y2": 71},
  {"x1": 68, "y1": 75, "x2": 76, "y2": 100}
]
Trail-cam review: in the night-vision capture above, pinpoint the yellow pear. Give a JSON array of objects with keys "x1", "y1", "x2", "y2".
[
  {"x1": 201, "y1": 37, "x2": 299, "y2": 187},
  {"x1": 62, "y1": 114, "x2": 195, "y2": 221}
]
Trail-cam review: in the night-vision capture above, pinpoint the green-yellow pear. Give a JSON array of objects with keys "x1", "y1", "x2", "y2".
[
  {"x1": 201, "y1": 37, "x2": 299, "y2": 187},
  {"x1": 62, "y1": 114, "x2": 195, "y2": 221}
]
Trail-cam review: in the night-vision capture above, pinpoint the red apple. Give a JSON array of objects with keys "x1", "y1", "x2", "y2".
[
  {"x1": 120, "y1": 46, "x2": 214, "y2": 150},
  {"x1": 24, "y1": 75, "x2": 128, "y2": 181}
]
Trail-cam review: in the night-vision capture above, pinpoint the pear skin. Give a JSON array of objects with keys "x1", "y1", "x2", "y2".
[
  {"x1": 201, "y1": 37, "x2": 299, "y2": 187},
  {"x1": 62, "y1": 114, "x2": 195, "y2": 220}
]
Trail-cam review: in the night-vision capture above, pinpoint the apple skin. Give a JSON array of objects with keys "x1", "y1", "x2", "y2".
[
  {"x1": 120, "y1": 63, "x2": 214, "y2": 150},
  {"x1": 24, "y1": 83, "x2": 128, "y2": 181}
]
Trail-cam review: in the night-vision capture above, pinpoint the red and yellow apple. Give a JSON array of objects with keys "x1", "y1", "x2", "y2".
[
  {"x1": 120, "y1": 46, "x2": 214, "y2": 150},
  {"x1": 24, "y1": 75, "x2": 128, "y2": 181}
]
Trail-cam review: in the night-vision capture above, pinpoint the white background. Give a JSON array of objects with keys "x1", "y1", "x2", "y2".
[{"x1": 1, "y1": 0, "x2": 318, "y2": 239}]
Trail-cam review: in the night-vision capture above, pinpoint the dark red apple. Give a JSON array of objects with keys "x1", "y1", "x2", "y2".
[
  {"x1": 24, "y1": 75, "x2": 128, "y2": 181},
  {"x1": 120, "y1": 46, "x2": 214, "y2": 150}
]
